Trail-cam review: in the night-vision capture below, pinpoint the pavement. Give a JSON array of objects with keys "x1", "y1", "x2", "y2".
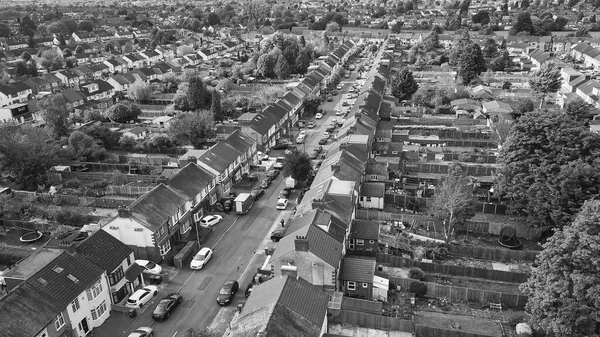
[{"x1": 328, "y1": 324, "x2": 412, "y2": 337}]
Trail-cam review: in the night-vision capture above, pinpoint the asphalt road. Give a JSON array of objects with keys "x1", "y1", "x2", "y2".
[{"x1": 120, "y1": 173, "x2": 294, "y2": 336}]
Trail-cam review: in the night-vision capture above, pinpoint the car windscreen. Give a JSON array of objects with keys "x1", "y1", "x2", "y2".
[
  {"x1": 219, "y1": 288, "x2": 230, "y2": 295},
  {"x1": 194, "y1": 254, "x2": 206, "y2": 260},
  {"x1": 145, "y1": 261, "x2": 156, "y2": 269}
]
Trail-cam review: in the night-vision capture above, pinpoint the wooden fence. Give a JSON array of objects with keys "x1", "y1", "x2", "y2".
[
  {"x1": 58, "y1": 171, "x2": 163, "y2": 184},
  {"x1": 438, "y1": 130, "x2": 494, "y2": 140},
  {"x1": 329, "y1": 310, "x2": 414, "y2": 332},
  {"x1": 13, "y1": 190, "x2": 134, "y2": 209},
  {"x1": 402, "y1": 162, "x2": 497, "y2": 176},
  {"x1": 442, "y1": 153, "x2": 497, "y2": 164},
  {"x1": 117, "y1": 155, "x2": 177, "y2": 166},
  {"x1": 414, "y1": 325, "x2": 497, "y2": 337},
  {"x1": 457, "y1": 220, "x2": 543, "y2": 239},
  {"x1": 391, "y1": 277, "x2": 528, "y2": 309},
  {"x1": 446, "y1": 245, "x2": 539, "y2": 263},
  {"x1": 376, "y1": 254, "x2": 529, "y2": 283},
  {"x1": 105, "y1": 185, "x2": 154, "y2": 196},
  {"x1": 356, "y1": 209, "x2": 439, "y2": 225}
]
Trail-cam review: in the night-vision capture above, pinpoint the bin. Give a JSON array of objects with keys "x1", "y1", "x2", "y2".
[
  {"x1": 151, "y1": 275, "x2": 162, "y2": 285},
  {"x1": 128, "y1": 309, "x2": 137, "y2": 318}
]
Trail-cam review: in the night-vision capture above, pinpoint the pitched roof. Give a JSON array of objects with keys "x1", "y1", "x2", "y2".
[
  {"x1": 340, "y1": 256, "x2": 376, "y2": 283},
  {"x1": 26, "y1": 251, "x2": 104, "y2": 310},
  {"x1": 360, "y1": 182, "x2": 385, "y2": 197},
  {"x1": 198, "y1": 130, "x2": 253, "y2": 173},
  {"x1": 76, "y1": 230, "x2": 133, "y2": 272},
  {"x1": 351, "y1": 219, "x2": 380, "y2": 240},
  {"x1": 168, "y1": 163, "x2": 215, "y2": 199},
  {"x1": 129, "y1": 183, "x2": 188, "y2": 231},
  {"x1": 0, "y1": 282, "x2": 60, "y2": 337},
  {"x1": 230, "y1": 275, "x2": 328, "y2": 337}
]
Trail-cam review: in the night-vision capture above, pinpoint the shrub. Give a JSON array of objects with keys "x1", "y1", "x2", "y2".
[
  {"x1": 63, "y1": 178, "x2": 81, "y2": 189},
  {"x1": 54, "y1": 209, "x2": 90, "y2": 227},
  {"x1": 410, "y1": 282, "x2": 427, "y2": 297},
  {"x1": 409, "y1": 267, "x2": 425, "y2": 280},
  {"x1": 508, "y1": 313, "x2": 526, "y2": 327},
  {"x1": 426, "y1": 245, "x2": 449, "y2": 260},
  {"x1": 88, "y1": 180, "x2": 109, "y2": 189}
]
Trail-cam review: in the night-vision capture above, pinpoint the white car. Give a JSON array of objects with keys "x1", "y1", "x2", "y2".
[
  {"x1": 324, "y1": 131, "x2": 330, "y2": 138},
  {"x1": 276, "y1": 198, "x2": 289, "y2": 210},
  {"x1": 257, "y1": 151, "x2": 269, "y2": 161},
  {"x1": 336, "y1": 109, "x2": 343, "y2": 116},
  {"x1": 337, "y1": 84, "x2": 344, "y2": 90},
  {"x1": 190, "y1": 247, "x2": 213, "y2": 270},
  {"x1": 299, "y1": 130, "x2": 307, "y2": 136},
  {"x1": 273, "y1": 157, "x2": 285, "y2": 169},
  {"x1": 199, "y1": 215, "x2": 223, "y2": 228},
  {"x1": 135, "y1": 260, "x2": 162, "y2": 275},
  {"x1": 315, "y1": 113, "x2": 323, "y2": 119},
  {"x1": 126, "y1": 286, "x2": 158, "y2": 308},
  {"x1": 128, "y1": 327, "x2": 153, "y2": 337}
]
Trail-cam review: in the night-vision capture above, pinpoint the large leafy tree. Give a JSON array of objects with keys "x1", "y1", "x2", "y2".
[
  {"x1": 391, "y1": 68, "x2": 419, "y2": 101},
  {"x1": 273, "y1": 54, "x2": 291, "y2": 79},
  {"x1": 282, "y1": 150, "x2": 312, "y2": 182},
  {"x1": 127, "y1": 81, "x2": 152, "y2": 103},
  {"x1": 497, "y1": 110, "x2": 600, "y2": 227},
  {"x1": 520, "y1": 200, "x2": 600, "y2": 336},
  {"x1": 168, "y1": 110, "x2": 215, "y2": 148},
  {"x1": 430, "y1": 164, "x2": 477, "y2": 243},
  {"x1": 0, "y1": 126, "x2": 60, "y2": 189},
  {"x1": 187, "y1": 77, "x2": 208, "y2": 110},
  {"x1": 40, "y1": 93, "x2": 70, "y2": 138},
  {"x1": 210, "y1": 91, "x2": 223, "y2": 122},
  {"x1": 448, "y1": 29, "x2": 471, "y2": 65},
  {"x1": 106, "y1": 103, "x2": 141, "y2": 123},
  {"x1": 565, "y1": 97, "x2": 591, "y2": 122},
  {"x1": 458, "y1": 43, "x2": 486, "y2": 85},
  {"x1": 529, "y1": 62, "x2": 562, "y2": 108}
]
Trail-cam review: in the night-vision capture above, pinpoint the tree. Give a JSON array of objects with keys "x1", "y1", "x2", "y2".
[
  {"x1": 521, "y1": 0, "x2": 530, "y2": 7},
  {"x1": 0, "y1": 126, "x2": 60, "y2": 189},
  {"x1": 391, "y1": 68, "x2": 419, "y2": 101},
  {"x1": 516, "y1": 98, "x2": 535, "y2": 114},
  {"x1": 168, "y1": 111, "x2": 215, "y2": 148},
  {"x1": 256, "y1": 53, "x2": 275, "y2": 78},
  {"x1": 483, "y1": 38, "x2": 498, "y2": 57},
  {"x1": 84, "y1": 125, "x2": 120, "y2": 149},
  {"x1": 565, "y1": 97, "x2": 591, "y2": 121},
  {"x1": 62, "y1": 18, "x2": 78, "y2": 34},
  {"x1": 40, "y1": 94, "x2": 70, "y2": 137},
  {"x1": 282, "y1": 150, "x2": 312, "y2": 182},
  {"x1": 183, "y1": 328, "x2": 219, "y2": 337},
  {"x1": 497, "y1": 109, "x2": 600, "y2": 227},
  {"x1": 46, "y1": 21, "x2": 67, "y2": 35},
  {"x1": 430, "y1": 164, "x2": 477, "y2": 243},
  {"x1": 0, "y1": 23, "x2": 10, "y2": 37},
  {"x1": 106, "y1": 103, "x2": 141, "y2": 123},
  {"x1": 529, "y1": 62, "x2": 562, "y2": 108},
  {"x1": 421, "y1": 30, "x2": 439, "y2": 51},
  {"x1": 294, "y1": 50, "x2": 311, "y2": 74},
  {"x1": 510, "y1": 11, "x2": 534, "y2": 35},
  {"x1": 187, "y1": 77, "x2": 208, "y2": 110},
  {"x1": 391, "y1": 21, "x2": 403, "y2": 33},
  {"x1": 68, "y1": 130, "x2": 105, "y2": 161},
  {"x1": 472, "y1": 10, "x2": 490, "y2": 25},
  {"x1": 75, "y1": 45, "x2": 84, "y2": 54},
  {"x1": 520, "y1": 200, "x2": 600, "y2": 336},
  {"x1": 273, "y1": 54, "x2": 291, "y2": 79},
  {"x1": 78, "y1": 20, "x2": 93, "y2": 32},
  {"x1": 449, "y1": 30, "x2": 471, "y2": 65},
  {"x1": 210, "y1": 91, "x2": 223, "y2": 122},
  {"x1": 325, "y1": 22, "x2": 341, "y2": 32},
  {"x1": 127, "y1": 81, "x2": 153, "y2": 102},
  {"x1": 458, "y1": 43, "x2": 486, "y2": 85}
]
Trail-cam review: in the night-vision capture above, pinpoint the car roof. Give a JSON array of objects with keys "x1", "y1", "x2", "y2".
[
  {"x1": 203, "y1": 215, "x2": 217, "y2": 219},
  {"x1": 198, "y1": 247, "x2": 212, "y2": 254},
  {"x1": 277, "y1": 198, "x2": 288, "y2": 202},
  {"x1": 223, "y1": 280, "x2": 237, "y2": 288}
]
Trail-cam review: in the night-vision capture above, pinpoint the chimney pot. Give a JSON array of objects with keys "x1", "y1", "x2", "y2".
[{"x1": 294, "y1": 236, "x2": 309, "y2": 252}]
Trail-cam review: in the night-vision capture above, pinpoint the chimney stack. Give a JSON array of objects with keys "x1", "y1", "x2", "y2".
[
  {"x1": 117, "y1": 206, "x2": 131, "y2": 218},
  {"x1": 294, "y1": 236, "x2": 309, "y2": 252}
]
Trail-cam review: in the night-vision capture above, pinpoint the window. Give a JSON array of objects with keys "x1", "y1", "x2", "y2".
[
  {"x1": 86, "y1": 280, "x2": 103, "y2": 301},
  {"x1": 109, "y1": 266, "x2": 125, "y2": 286},
  {"x1": 71, "y1": 298, "x2": 80, "y2": 312},
  {"x1": 347, "y1": 281, "x2": 356, "y2": 291},
  {"x1": 54, "y1": 313, "x2": 65, "y2": 331},
  {"x1": 369, "y1": 240, "x2": 375, "y2": 244},
  {"x1": 91, "y1": 301, "x2": 107, "y2": 320},
  {"x1": 356, "y1": 239, "x2": 365, "y2": 245},
  {"x1": 365, "y1": 197, "x2": 372, "y2": 202},
  {"x1": 159, "y1": 240, "x2": 171, "y2": 255},
  {"x1": 157, "y1": 226, "x2": 165, "y2": 237},
  {"x1": 362, "y1": 283, "x2": 368, "y2": 288},
  {"x1": 180, "y1": 222, "x2": 191, "y2": 234},
  {"x1": 370, "y1": 175, "x2": 378, "y2": 180}
]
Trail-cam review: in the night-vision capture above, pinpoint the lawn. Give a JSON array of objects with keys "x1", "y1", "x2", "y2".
[{"x1": 415, "y1": 310, "x2": 503, "y2": 336}]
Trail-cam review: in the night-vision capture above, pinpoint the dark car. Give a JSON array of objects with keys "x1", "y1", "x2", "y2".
[
  {"x1": 318, "y1": 138, "x2": 328, "y2": 145},
  {"x1": 270, "y1": 228, "x2": 286, "y2": 242},
  {"x1": 216, "y1": 280, "x2": 239, "y2": 306},
  {"x1": 245, "y1": 283, "x2": 255, "y2": 298},
  {"x1": 250, "y1": 188, "x2": 264, "y2": 200},
  {"x1": 279, "y1": 189, "x2": 291, "y2": 199},
  {"x1": 259, "y1": 178, "x2": 271, "y2": 189},
  {"x1": 273, "y1": 142, "x2": 290, "y2": 150},
  {"x1": 266, "y1": 169, "x2": 279, "y2": 179},
  {"x1": 152, "y1": 293, "x2": 183, "y2": 321}
]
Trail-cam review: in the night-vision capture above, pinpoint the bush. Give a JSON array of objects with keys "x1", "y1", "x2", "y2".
[
  {"x1": 409, "y1": 267, "x2": 425, "y2": 280},
  {"x1": 54, "y1": 209, "x2": 90, "y2": 227},
  {"x1": 410, "y1": 282, "x2": 428, "y2": 297},
  {"x1": 63, "y1": 178, "x2": 81, "y2": 189},
  {"x1": 508, "y1": 313, "x2": 526, "y2": 327},
  {"x1": 88, "y1": 180, "x2": 109, "y2": 189}
]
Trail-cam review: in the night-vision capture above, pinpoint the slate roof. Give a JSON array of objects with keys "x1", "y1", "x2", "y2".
[
  {"x1": 168, "y1": 163, "x2": 215, "y2": 199},
  {"x1": 76, "y1": 229, "x2": 133, "y2": 272},
  {"x1": 360, "y1": 182, "x2": 385, "y2": 198},
  {"x1": 230, "y1": 275, "x2": 328, "y2": 337},
  {"x1": 198, "y1": 130, "x2": 252, "y2": 174},
  {"x1": 27, "y1": 251, "x2": 104, "y2": 310},
  {"x1": 129, "y1": 183, "x2": 188, "y2": 231},
  {"x1": 62, "y1": 88, "x2": 85, "y2": 102},
  {"x1": 351, "y1": 219, "x2": 380, "y2": 240},
  {"x1": 0, "y1": 282, "x2": 59, "y2": 337},
  {"x1": 340, "y1": 256, "x2": 376, "y2": 283}
]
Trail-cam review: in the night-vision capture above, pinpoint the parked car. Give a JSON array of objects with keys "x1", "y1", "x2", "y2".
[
  {"x1": 250, "y1": 188, "x2": 264, "y2": 200},
  {"x1": 266, "y1": 169, "x2": 279, "y2": 179},
  {"x1": 199, "y1": 215, "x2": 223, "y2": 228},
  {"x1": 336, "y1": 109, "x2": 343, "y2": 116},
  {"x1": 315, "y1": 113, "x2": 323, "y2": 119},
  {"x1": 342, "y1": 101, "x2": 349, "y2": 107},
  {"x1": 259, "y1": 178, "x2": 271, "y2": 189},
  {"x1": 299, "y1": 130, "x2": 307, "y2": 137},
  {"x1": 135, "y1": 260, "x2": 162, "y2": 275},
  {"x1": 326, "y1": 97, "x2": 333, "y2": 102},
  {"x1": 190, "y1": 247, "x2": 213, "y2": 270},
  {"x1": 276, "y1": 198, "x2": 289, "y2": 210},
  {"x1": 128, "y1": 327, "x2": 153, "y2": 337},
  {"x1": 273, "y1": 157, "x2": 285, "y2": 169},
  {"x1": 307, "y1": 121, "x2": 316, "y2": 128},
  {"x1": 318, "y1": 138, "x2": 328, "y2": 145},
  {"x1": 152, "y1": 293, "x2": 183, "y2": 321},
  {"x1": 126, "y1": 285, "x2": 158, "y2": 308},
  {"x1": 323, "y1": 131, "x2": 330, "y2": 138},
  {"x1": 337, "y1": 84, "x2": 344, "y2": 90},
  {"x1": 216, "y1": 280, "x2": 239, "y2": 305},
  {"x1": 279, "y1": 189, "x2": 291, "y2": 199},
  {"x1": 257, "y1": 151, "x2": 269, "y2": 161},
  {"x1": 273, "y1": 140, "x2": 291, "y2": 149},
  {"x1": 271, "y1": 228, "x2": 286, "y2": 242},
  {"x1": 245, "y1": 283, "x2": 255, "y2": 298}
]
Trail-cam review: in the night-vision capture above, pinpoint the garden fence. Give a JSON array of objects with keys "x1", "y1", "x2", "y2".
[
  {"x1": 58, "y1": 171, "x2": 163, "y2": 184},
  {"x1": 438, "y1": 130, "x2": 493, "y2": 140},
  {"x1": 13, "y1": 190, "x2": 134, "y2": 209},
  {"x1": 414, "y1": 325, "x2": 497, "y2": 337},
  {"x1": 402, "y1": 162, "x2": 497, "y2": 176},
  {"x1": 458, "y1": 221, "x2": 543, "y2": 239},
  {"x1": 376, "y1": 254, "x2": 529, "y2": 284},
  {"x1": 442, "y1": 153, "x2": 497, "y2": 164},
  {"x1": 105, "y1": 185, "x2": 154, "y2": 196},
  {"x1": 328, "y1": 309, "x2": 414, "y2": 332},
  {"x1": 445, "y1": 245, "x2": 539, "y2": 263},
  {"x1": 390, "y1": 277, "x2": 527, "y2": 309},
  {"x1": 0, "y1": 219, "x2": 54, "y2": 233},
  {"x1": 117, "y1": 155, "x2": 177, "y2": 166}
]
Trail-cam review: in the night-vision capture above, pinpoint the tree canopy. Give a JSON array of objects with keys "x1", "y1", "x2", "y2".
[
  {"x1": 282, "y1": 150, "x2": 312, "y2": 182},
  {"x1": 520, "y1": 200, "x2": 600, "y2": 336},
  {"x1": 497, "y1": 109, "x2": 600, "y2": 227},
  {"x1": 458, "y1": 43, "x2": 486, "y2": 85},
  {"x1": 168, "y1": 110, "x2": 215, "y2": 148},
  {"x1": 391, "y1": 68, "x2": 419, "y2": 101},
  {"x1": 106, "y1": 103, "x2": 141, "y2": 123},
  {"x1": 40, "y1": 93, "x2": 70, "y2": 138},
  {"x1": 529, "y1": 62, "x2": 562, "y2": 107}
]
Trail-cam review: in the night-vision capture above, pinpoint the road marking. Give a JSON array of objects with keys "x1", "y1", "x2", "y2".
[
  {"x1": 177, "y1": 270, "x2": 197, "y2": 293},
  {"x1": 212, "y1": 217, "x2": 239, "y2": 250},
  {"x1": 172, "y1": 332, "x2": 178, "y2": 337}
]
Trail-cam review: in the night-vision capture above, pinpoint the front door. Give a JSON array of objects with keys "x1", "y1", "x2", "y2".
[{"x1": 79, "y1": 317, "x2": 89, "y2": 335}]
